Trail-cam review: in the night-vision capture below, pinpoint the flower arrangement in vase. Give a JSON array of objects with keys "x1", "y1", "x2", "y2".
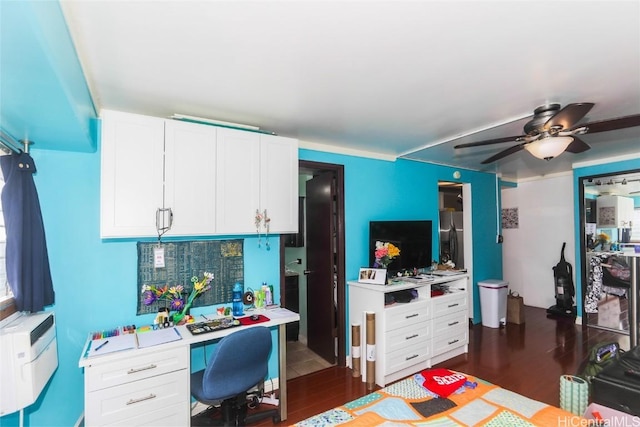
[
  {"x1": 373, "y1": 241, "x2": 400, "y2": 269},
  {"x1": 141, "y1": 272, "x2": 213, "y2": 325}
]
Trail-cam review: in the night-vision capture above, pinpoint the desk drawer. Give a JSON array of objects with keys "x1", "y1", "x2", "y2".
[
  {"x1": 385, "y1": 300, "x2": 430, "y2": 332},
  {"x1": 385, "y1": 321, "x2": 430, "y2": 355},
  {"x1": 85, "y1": 370, "x2": 188, "y2": 426},
  {"x1": 385, "y1": 340, "x2": 430, "y2": 374},
  {"x1": 85, "y1": 347, "x2": 188, "y2": 392},
  {"x1": 432, "y1": 292, "x2": 467, "y2": 318},
  {"x1": 432, "y1": 310, "x2": 467, "y2": 337}
]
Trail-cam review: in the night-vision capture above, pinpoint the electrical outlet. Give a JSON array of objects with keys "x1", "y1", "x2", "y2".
[{"x1": 296, "y1": 258, "x2": 302, "y2": 264}]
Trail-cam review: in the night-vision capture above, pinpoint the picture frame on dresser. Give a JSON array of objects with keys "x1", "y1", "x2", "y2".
[{"x1": 358, "y1": 268, "x2": 387, "y2": 285}]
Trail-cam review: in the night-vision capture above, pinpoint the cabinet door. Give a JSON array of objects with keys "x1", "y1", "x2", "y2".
[
  {"x1": 260, "y1": 134, "x2": 299, "y2": 233},
  {"x1": 164, "y1": 120, "x2": 217, "y2": 236},
  {"x1": 101, "y1": 110, "x2": 165, "y2": 238},
  {"x1": 215, "y1": 128, "x2": 261, "y2": 234}
]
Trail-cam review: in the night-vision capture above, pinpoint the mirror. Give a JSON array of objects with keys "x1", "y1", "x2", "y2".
[{"x1": 579, "y1": 168, "x2": 639, "y2": 345}]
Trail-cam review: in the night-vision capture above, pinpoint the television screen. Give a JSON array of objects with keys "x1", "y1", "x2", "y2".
[{"x1": 369, "y1": 220, "x2": 432, "y2": 273}]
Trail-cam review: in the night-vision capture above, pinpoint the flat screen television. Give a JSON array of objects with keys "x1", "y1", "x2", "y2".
[{"x1": 369, "y1": 220, "x2": 433, "y2": 273}]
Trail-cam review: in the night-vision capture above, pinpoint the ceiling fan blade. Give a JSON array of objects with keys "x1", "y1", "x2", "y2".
[
  {"x1": 481, "y1": 144, "x2": 525, "y2": 164},
  {"x1": 579, "y1": 114, "x2": 640, "y2": 134},
  {"x1": 544, "y1": 103, "x2": 594, "y2": 131},
  {"x1": 454, "y1": 135, "x2": 523, "y2": 149},
  {"x1": 564, "y1": 136, "x2": 591, "y2": 153}
]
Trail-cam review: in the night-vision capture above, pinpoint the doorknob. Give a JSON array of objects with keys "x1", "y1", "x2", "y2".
[{"x1": 303, "y1": 270, "x2": 312, "y2": 275}]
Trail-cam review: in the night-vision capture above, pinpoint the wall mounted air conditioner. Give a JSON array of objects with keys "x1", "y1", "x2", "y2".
[{"x1": 0, "y1": 311, "x2": 58, "y2": 416}]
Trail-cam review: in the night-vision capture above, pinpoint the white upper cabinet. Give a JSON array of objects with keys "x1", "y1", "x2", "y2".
[
  {"x1": 101, "y1": 110, "x2": 165, "y2": 238},
  {"x1": 596, "y1": 195, "x2": 634, "y2": 228},
  {"x1": 259, "y1": 133, "x2": 299, "y2": 234},
  {"x1": 163, "y1": 120, "x2": 217, "y2": 236},
  {"x1": 100, "y1": 110, "x2": 298, "y2": 238},
  {"x1": 215, "y1": 128, "x2": 299, "y2": 235}
]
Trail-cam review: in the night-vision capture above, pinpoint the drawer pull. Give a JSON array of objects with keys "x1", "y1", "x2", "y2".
[
  {"x1": 126, "y1": 393, "x2": 157, "y2": 405},
  {"x1": 127, "y1": 364, "x2": 158, "y2": 374},
  {"x1": 405, "y1": 313, "x2": 419, "y2": 319},
  {"x1": 448, "y1": 339, "x2": 459, "y2": 345},
  {"x1": 405, "y1": 354, "x2": 419, "y2": 361},
  {"x1": 447, "y1": 303, "x2": 459, "y2": 308},
  {"x1": 405, "y1": 334, "x2": 418, "y2": 340},
  {"x1": 448, "y1": 321, "x2": 459, "y2": 326}
]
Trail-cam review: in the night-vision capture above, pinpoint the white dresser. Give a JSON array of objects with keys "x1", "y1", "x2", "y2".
[{"x1": 348, "y1": 274, "x2": 469, "y2": 387}]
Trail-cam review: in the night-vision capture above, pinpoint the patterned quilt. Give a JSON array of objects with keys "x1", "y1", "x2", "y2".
[{"x1": 294, "y1": 372, "x2": 582, "y2": 426}]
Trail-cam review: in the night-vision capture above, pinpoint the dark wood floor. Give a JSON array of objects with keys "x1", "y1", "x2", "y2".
[{"x1": 254, "y1": 305, "x2": 626, "y2": 426}]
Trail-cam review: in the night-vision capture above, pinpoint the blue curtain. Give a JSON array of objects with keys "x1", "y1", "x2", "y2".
[{"x1": 0, "y1": 152, "x2": 54, "y2": 312}]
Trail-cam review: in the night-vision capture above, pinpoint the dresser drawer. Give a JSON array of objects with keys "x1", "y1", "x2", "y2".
[
  {"x1": 385, "y1": 321, "x2": 431, "y2": 355},
  {"x1": 432, "y1": 328, "x2": 468, "y2": 356},
  {"x1": 85, "y1": 370, "x2": 188, "y2": 426},
  {"x1": 85, "y1": 347, "x2": 188, "y2": 392},
  {"x1": 432, "y1": 310, "x2": 467, "y2": 337},
  {"x1": 432, "y1": 292, "x2": 467, "y2": 318},
  {"x1": 385, "y1": 300, "x2": 430, "y2": 332},
  {"x1": 384, "y1": 340, "x2": 430, "y2": 374}
]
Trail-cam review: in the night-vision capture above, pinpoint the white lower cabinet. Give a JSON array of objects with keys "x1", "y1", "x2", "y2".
[
  {"x1": 348, "y1": 275, "x2": 469, "y2": 387},
  {"x1": 83, "y1": 347, "x2": 189, "y2": 426}
]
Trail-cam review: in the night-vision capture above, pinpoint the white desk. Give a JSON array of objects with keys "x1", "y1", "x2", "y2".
[{"x1": 78, "y1": 308, "x2": 300, "y2": 426}]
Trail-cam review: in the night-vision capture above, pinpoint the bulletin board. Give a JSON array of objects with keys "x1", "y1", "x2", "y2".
[{"x1": 137, "y1": 240, "x2": 244, "y2": 315}]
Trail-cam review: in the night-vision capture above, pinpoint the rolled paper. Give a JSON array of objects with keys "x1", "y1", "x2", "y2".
[
  {"x1": 351, "y1": 323, "x2": 361, "y2": 378},
  {"x1": 366, "y1": 312, "x2": 376, "y2": 390},
  {"x1": 559, "y1": 375, "x2": 588, "y2": 416}
]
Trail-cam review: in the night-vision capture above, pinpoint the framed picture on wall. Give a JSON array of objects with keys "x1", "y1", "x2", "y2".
[{"x1": 358, "y1": 268, "x2": 387, "y2": 285}]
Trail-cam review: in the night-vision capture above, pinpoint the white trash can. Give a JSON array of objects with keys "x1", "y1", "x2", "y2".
[{"x1": 479, "y1": 279, "x2": 508, "y2": 328}]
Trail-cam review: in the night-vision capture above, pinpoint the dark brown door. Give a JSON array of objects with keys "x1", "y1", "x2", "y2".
[{"x1": 305, "y1": 171, "x2": 336, "y2": 364}]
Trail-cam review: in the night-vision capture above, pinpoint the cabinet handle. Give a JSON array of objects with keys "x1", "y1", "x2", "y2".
[
  {"x1": 405, "y1": 334, "x2": 418, "y2": 340},
  {"x1": 448, "y1": 339, "x2": 459, "y2": 345},
  {"x1": 127, "y1": 364, "x2": 157, "y2": 374},
  {"x1": 447, "y1": 303, "x2": 459, "y2": 308},
  {"x1": 156, "y1": 208, "x2": 172, "y2": 234},
  {"x1": 126, "y1": 393, "x2": 157, "y2": 405},
  {"x1": 405, "y1": 313, "x2": 419, "y2": 319},
  {"x1": 448, "y1": 321, "x2": 459, "y2": 326},
  {"x1": 405, "y1": 354, "x2": 419, "y2": 361}
]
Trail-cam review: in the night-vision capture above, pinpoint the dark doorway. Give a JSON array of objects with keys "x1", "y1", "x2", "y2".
[{"x1": 280, "y1": 160, "x2": 346, "y2": 371}]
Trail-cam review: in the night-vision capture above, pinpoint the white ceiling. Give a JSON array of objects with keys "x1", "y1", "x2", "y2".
[{"x1": 59, "y1": 0, "x2": 640, "y2": 180}]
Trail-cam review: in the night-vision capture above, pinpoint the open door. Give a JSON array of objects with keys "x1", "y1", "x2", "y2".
[{"x1": 305, "y1": 171, "x2": 336, "y2": 364}]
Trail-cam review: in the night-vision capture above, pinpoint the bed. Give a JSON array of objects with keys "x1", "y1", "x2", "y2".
[{"x1": 294, "y1": 370, "x2": 582, "y2": 426}]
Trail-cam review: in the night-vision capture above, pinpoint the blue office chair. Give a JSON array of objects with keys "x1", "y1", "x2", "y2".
[{"x1": 191, "y1": 326, "x2": 280, "y2": 426}]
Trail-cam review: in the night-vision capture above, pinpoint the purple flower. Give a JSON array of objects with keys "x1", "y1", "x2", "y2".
[
  {"x1": 142, "y1": 290, "x2": 156, "y2": 305},
  {"x1": 170, "y1": 298, "x2": 185, "y2": 311}
]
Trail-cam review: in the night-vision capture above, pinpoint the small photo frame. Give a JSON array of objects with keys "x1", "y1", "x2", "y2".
[{"x1": 358, "y1": 268, "x2": 387, "y2": 285}]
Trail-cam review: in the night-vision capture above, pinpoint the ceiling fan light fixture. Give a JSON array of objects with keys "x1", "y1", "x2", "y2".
[{"x1": 524, "y1": 136, "x2": 574, "y2": 160}]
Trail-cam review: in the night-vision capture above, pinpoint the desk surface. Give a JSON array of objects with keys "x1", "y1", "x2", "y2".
[{"x1": 79, "y1": 307, "x2": 300, "y2": 367}]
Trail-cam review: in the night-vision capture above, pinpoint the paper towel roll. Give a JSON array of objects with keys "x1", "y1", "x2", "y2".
[
  {"x1": 366, "y1": 312, "x2": 375, "y2": 390},
  {"x1": 351, "y1": 323, "x2": 361, "y2": 378},
  {"x1": 559, "y1": 375, "x2": 588, "y2": 416}
]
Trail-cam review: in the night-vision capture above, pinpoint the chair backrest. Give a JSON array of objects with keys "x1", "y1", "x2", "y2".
[{"x1": 202, "y1": 326, "x2": 272, "y2": 400}]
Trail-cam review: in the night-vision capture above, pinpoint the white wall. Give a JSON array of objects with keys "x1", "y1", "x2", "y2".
[{"x1": 501, "y1": 173, "x2": 575, "y2": 309}]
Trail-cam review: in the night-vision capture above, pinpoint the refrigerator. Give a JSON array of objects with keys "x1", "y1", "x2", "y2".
[{"x1": 439, "y1": 210, "x2": 464, "y2": 269}]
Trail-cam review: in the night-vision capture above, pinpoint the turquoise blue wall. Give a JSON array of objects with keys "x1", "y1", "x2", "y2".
[
  {"x1": 572, "y1": 158, "x2": 640, "y2": 317},
  {"x1": 1, "y1": 147, "x2": 503, "y2": 426},
  {"x1": 299, "y1": 149, "x2": 504, "y2": 329}
]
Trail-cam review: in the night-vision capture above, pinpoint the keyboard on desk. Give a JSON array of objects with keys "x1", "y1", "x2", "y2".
[{"x1": 186, "y1": 318, "x2": 241, "y2": 335}]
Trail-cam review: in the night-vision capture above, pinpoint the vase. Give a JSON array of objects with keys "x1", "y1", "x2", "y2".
[{"x1": 172, "y1": 301, "x2": 192, "y2": 325}]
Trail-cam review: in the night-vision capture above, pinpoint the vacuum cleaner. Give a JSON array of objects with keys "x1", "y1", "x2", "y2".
[{"x1": 547, "y1": 242, "x2": 577, "y2": 317}]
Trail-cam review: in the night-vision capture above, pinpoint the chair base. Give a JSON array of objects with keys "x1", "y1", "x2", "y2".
[{"x1": 191, "y1": 393, "x2": 281, "y2": 426}]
